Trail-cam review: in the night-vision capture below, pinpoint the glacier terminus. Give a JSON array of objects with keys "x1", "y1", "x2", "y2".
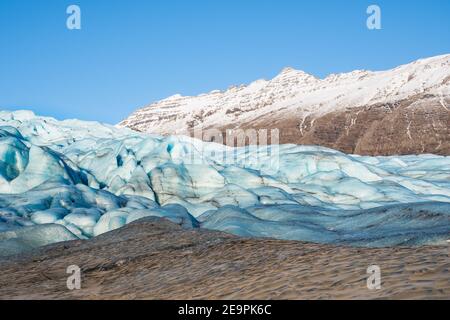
[{"x1": 0, "y1": 110, "x2": 449, "y2": 256}]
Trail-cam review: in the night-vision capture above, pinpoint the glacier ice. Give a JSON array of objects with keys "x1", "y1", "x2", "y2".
[
  {"x1": 0, "y1": 110, "x2": 449, "y2": 255},
  {"x1": 0, "y1": 224, "x2": 79, "y2": 257}
]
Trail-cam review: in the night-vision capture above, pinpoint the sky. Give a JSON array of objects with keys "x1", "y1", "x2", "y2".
[{"x1": 1, "y1": 0, "x2": 450, "y2": 124}]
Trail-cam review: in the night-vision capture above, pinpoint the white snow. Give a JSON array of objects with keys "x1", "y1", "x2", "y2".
[{"x1": 119, "y1": 54, "x2": 450, "y2": 135}]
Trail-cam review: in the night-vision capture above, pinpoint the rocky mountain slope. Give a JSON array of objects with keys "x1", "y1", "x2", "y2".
[{"x1": 120, "y1": 55, "x2": 450, "y2": 156}]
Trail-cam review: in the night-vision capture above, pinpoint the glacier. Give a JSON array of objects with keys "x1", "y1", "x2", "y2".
[{"x1": 0, "y1": 110, "x2": 449, "y2": 255}]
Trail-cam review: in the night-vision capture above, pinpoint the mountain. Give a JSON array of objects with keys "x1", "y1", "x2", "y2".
[{"x1": 119, "y1": 54, "x2": 450, "y2": 156}]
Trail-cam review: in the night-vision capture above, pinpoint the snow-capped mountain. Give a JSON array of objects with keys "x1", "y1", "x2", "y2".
[{"x1": 119, "y1": 54, "x2": 450, "y2": 156}]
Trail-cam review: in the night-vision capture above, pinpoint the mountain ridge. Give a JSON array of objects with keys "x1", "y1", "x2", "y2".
[{"x1": 119, "y1": 54, "x2": 450, "y2": 155}]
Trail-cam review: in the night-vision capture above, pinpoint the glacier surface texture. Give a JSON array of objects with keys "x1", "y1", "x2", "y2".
[{"x1": 0, "y1": 111, "x2": 449, "y2": 255}]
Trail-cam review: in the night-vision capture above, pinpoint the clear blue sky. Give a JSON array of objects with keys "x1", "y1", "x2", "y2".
[{"x1": 1, "y1": 0, "x2": 450, "y2": 124}]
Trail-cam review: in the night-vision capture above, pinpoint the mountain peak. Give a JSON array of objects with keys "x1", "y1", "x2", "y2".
[
  {"x1": 120, "y1": 54, "x2": 450, "y2": 156},
  {"x1": 280, "y1": 66, "x2": 296, "y2": 74}
]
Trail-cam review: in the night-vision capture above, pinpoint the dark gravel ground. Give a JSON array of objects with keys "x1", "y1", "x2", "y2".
[{"x1": 0, "y1": 218, "x2": 448, "y2": 300}]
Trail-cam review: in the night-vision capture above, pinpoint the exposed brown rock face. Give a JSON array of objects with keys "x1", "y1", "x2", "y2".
[
  {"x1": 120, "y1": 55, "x2": 450, "y2": 156},
  {"x1": 225, "y1": 96, "x2": 450, "y2": 156},
  {"x1": 0, "y1": 218, "x2": 448, "y2": 300}
]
